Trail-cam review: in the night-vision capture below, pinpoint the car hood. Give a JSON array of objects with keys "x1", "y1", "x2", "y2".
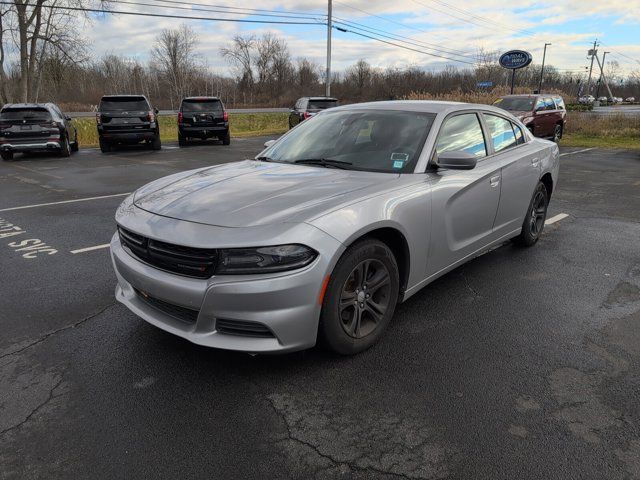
[{"x1": 133, "y1": 160, "x2": 396, "y2": 227}]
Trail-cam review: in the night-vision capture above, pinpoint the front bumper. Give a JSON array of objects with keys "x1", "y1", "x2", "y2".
[
  {"x1": 109, "y1": 209, "x2": 343, "y2": 353},
  {"x1": 0, "y1": 141, "x2": 60, "y2": 152}
]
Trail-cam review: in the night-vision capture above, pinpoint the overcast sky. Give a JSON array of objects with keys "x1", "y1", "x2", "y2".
[{"x1": 83, "y1": 0, "x2": 640, "y2": 76}]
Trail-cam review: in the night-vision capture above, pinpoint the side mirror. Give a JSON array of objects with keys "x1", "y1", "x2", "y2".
[
  {"x1": 65, "y1": 115, "x2": 71, "y2": 121},
  {"x1": 437, "y1": 151, "x2": 477, "y2": 170},
  {"x1": 154, "y1": 108, "x2": 159, "y2": 115},
  {"x1": 263, "y1": 139, "x2": 276, "y2": 149}
]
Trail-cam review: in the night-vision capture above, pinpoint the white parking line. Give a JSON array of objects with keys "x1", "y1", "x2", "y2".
[
  {"x1": 0, "y1": 193, "x2": 131, "y2": 213},
  {"x1": 560, "y1": 148, "x2": 595, "y2": 157},
  {"x1": 70, "y1": 244, "x2": 111, "y2": 254},
  {"x1": 545, "y1": 213, "x2": 569, "y2": 225}
]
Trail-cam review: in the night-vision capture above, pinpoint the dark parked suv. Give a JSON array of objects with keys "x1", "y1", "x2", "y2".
[
  {"x1": 97, "y1": 95, "x2": 160, "y2": 152},
  {"x1": 0, "y1": 103, "x2": 78, "y2": 160},
  {"x1": 178, "y1": 97, "x2": 230, "y2": 146},
  {"x1": 493, "y1": 94, "x2": 566, "y2": 142},
  {"x1": 288, "y1": 97, "x2": 338, "y2": 129}
]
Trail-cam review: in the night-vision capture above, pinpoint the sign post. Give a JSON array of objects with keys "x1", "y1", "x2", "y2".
[{"x1": 499, "y1": 50, "x2": 533, "y2": 94}]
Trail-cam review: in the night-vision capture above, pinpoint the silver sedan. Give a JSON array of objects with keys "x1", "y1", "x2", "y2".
[{"x1": 110, "y1": 101, "x2": 559, "y2": 355}]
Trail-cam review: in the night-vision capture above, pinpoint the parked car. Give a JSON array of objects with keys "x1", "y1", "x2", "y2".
[
  {"x1": 597, "y1": 96, "x2": 608, "y2": 102},
  {"x1": 625, "y1": 97, "x2": 635, "y2": 103},
  {"x1": 0, "y1": 103, "x2": 78, "y2": 161},
  {"x1": 289, "y1": 96, "x2": 338, "y2": 128},
  {"x1": 97, "y1": 95, "x2": 160, "y2": 153},
  {"x1": 178, "y1": 97, "x2": 230, "y2": 146},
  {"x1": 111, "y1": 101, "x2": 559, "y2": 355},
  {"x1": 493, "y1": 94, "x2": 566, "y2": 141},
  {"x1": 578, "y1": 95, "x2": 595, "y2": 104}
]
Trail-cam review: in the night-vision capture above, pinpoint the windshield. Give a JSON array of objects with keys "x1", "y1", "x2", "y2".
[
  {"x1": 308, "y1": 99, "x2": 338, "y2": 110},
  {"x1": 0, "y1": 108, "x2": 52, "y2": 122},
  {"x1": 100, "y1": 97, "x2": 149, "y2": 111},
  {"x1": 262, "y1": 109, "x2": 436, "y2": 173},
  {"x1": 182, "y1": 99, "x2": 223, "y2": 113},
  {"x1": 493, "y1": 97, "x2": 535, "y2": 112}
]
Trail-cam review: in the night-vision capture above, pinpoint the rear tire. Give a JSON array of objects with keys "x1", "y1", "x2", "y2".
[
  {"x1": 60, "y1": 134, "x2": 71, "y2": 157},
  {"x1": 178, "y1": 132, "x2": 187, "y2": 147},
  {"x1": 1, "y1": 150, "x2": 13, "y2": 161},
  {"x1": 71, "y1": 135, "x2": 79, "y2": 152},
  {"x1": 319, "y1": 239, "x2": 399, "y2": 355},
  {"x1": 513, "y1": 182, "x2": 549, "y2": 247},
  {"x1": 99, "y1": 138, "x2": 111, "y2": 153},
  {"x1": 151, "y1": 133, "x2": 162, "y2": 150},
  {"x1": 222, "y1": 130, "x2": 231, "y2": 145}
]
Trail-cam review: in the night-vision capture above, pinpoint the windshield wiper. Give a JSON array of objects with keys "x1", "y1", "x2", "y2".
[
  {"x1": 256, "y1": 156, "x2": 277, "y2": 162},
  {"x1": 293, "y1": 158, "x2": 353, "y2": 170}
]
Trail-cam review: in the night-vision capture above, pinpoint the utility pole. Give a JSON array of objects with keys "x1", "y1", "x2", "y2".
[
  {"x1": 596, "y1": 51, "x2": 609, "y2": 98},
  {"x1": 594, "y1": 52, "x2": 614, "y2": 102},
  {"x1": 538, "y1": 43, "x2": 551, "y2": 93},
  {"x1": 586, "y1": 39, "x2": 598, "y2": 95},
  {"x1": 325, "y1": 0, "x2": 332, "y2": 97}
]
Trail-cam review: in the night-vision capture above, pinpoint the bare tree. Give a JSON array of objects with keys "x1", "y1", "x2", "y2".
[
  {"x1": 151, "y1": 24, "x2": 200, "y2": 107},
  {"x1": 221, "y1": 35, "x2": 255, "y2": 92},
  {"x1": 0, "y1": 3, "x2": 9, "y2": 103}
]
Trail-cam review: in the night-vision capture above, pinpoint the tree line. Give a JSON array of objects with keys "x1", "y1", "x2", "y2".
[{"x1": 1, "y1": 2, "x2": 638, "y2": 110}]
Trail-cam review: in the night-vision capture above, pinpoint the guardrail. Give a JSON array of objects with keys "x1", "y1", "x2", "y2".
[{"x1": 68, "y1": 108, "x2": 289, "y2": 118}]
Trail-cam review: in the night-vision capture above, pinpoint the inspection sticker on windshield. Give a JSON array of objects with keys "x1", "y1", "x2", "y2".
[{"x1": 391, "y1": 152, "x2": 409, "y2": 169}]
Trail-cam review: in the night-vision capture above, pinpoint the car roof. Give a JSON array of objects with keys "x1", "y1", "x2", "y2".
[
  {"x1": 182, "y1": 96, "x2": 221, "y2": 101},
  {"x1": 330, "y1": 100, "x2": 510, "y2": 115},
  {"x1": 100, "y1": 94, "x2": 147, "y2": 99},
  {"x1": 2, "y1": 102, "x2": 53, "y2": 109},
  {"x1": 500, "y1": 94, "x2": 563, "y2": 98}
]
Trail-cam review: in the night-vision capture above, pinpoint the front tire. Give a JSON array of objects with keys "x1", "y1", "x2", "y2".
[
  {"x1": 513, "y1": 182, "x2": 549, "y2": 247},
  {"x1": 1, "y1": 150, "x2": 13, "y2": 161},
  {"x1": 553, "y1": 124, "x2": 563, "y2": 143},
  {"x1": 319, "y1": 239, "x2": 399, "y2": 355}
]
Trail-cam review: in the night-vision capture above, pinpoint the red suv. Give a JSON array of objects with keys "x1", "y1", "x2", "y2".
[{"x1": 493, "y1": 94, "x2": 566, "y2": 142}]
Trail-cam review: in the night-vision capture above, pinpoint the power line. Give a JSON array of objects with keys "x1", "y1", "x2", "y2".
[
  {"x1": 107, "y1": 0, "x2": 323, "y2": 21},
  {"x1": 334, "y1": 26, "x2": 476, "y2": 65},
  {"x1": 332, "y1": 18, "x2": 477, "y2": 60},
  {"x1": 144, "y1": 0, "x2": 324, "y2": 19},
  {"x1": 0, "y1": 1, "x2": 322, "y2": 24}
]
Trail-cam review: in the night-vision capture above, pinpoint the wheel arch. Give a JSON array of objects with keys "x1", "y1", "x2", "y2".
[
  {"x1": 540, "y1": 172, "x2": 553, "y2": 198},
  {"x1": 341, "y1": 225, "x2": 411, "y2": 302}
]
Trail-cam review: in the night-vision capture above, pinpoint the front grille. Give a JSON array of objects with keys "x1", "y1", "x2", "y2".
[
  {"x1": 216, "y1": 319, "x2": 275, "y2": 338},
  {"x1": 119, "y1": 227, "x2": 217, "y2": 279},
  {"x1": 134, "y1": 288, "x2": 199, "y2": 324}
]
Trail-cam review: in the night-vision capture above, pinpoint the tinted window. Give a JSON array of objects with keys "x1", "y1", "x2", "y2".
[
  {"x1": 543, "y1": 98, "x2": 555, "y2": 110},
  {"x1": 436, "y1": 113, "x2": 486, "y2": 158},
  {"x1": 100, "y1": 96, "x2": 149, "y2": 111},
  {"x1": 307, "y1": 99, "x2": 338, "y2": 110},
  {"x1": 263, "y1": 109, "x2": 436, "y2": 173},
  {"x1": 493, "y1": 97, "x2": 535, "y2": 112},
  {"x1": 484, "y1": 114, "x2": 517, "y2": 153},
  {"x1": 513, "y1": 123, "x2": 525, "y2": 145},
  {"x1": 554, "y1": 97, "x2": 565, "y2": 110},
  {"x1": 0, "y1": 107, "x2": 52, "y2": 122},
  {"x1": 181, "y1": 99, "x2": 223, "y2": 113}
]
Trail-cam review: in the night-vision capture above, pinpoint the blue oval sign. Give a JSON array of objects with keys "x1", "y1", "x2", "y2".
[{"x1": 499, "y1": 50, "x2": 532, "y2": 70}]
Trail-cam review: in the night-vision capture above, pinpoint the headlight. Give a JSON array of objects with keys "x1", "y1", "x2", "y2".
[{"x1": 217, "y1": 244, "x2": 317, "y2": 274}]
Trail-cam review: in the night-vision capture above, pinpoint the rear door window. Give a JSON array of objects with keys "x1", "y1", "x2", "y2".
[
  {"x1": 484, "y1": 114, "x2": 517, "y2": 153},
  {"x1": 307, "y1": 99, "x2": 338, "y2": 110},
  {"x1": 436, "y1": 113, "x2": 487, "y2": 158},
  {"x1": 100, "y1": 97, "x2": 149, "y2": 112},
  {"x1": 181, "y1": 99, "x2": 223, "y2": 114},
  {"x1": 553, "y1": 97, "x2": 565, "y2": 110}
]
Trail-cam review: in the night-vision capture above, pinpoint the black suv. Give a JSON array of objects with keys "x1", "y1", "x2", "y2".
[
  {"x1": 178, "y1": 97, "x2": 230, "y2": 146},
  {"x1": 288, "y1": 97, "x2": 338, "y2": 129},
  {"x1": 97, "y1": 95, "x2": 160, "y2": 152},
  {"x1": 0, "y1": 103, "x2": 78, "y2": 160}
]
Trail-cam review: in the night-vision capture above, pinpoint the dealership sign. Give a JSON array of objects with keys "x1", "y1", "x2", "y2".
[{"x1": 499, "y1": 50, "x2": 532, "y2": 70}]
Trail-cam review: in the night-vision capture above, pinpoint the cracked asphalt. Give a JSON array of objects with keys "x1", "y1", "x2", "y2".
[{"x1": 0, "y1": 141, "x2": 639, "y2": 479}]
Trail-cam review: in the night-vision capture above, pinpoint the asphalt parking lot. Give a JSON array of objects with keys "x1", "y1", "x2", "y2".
[{"x1": 1, "y1": 140, "x2": 639, "y2": 479}]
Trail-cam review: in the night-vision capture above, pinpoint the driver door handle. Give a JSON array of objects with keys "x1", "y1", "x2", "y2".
[{"x1": 490, "y1": 175, "x2": 500, "y2": 188}]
